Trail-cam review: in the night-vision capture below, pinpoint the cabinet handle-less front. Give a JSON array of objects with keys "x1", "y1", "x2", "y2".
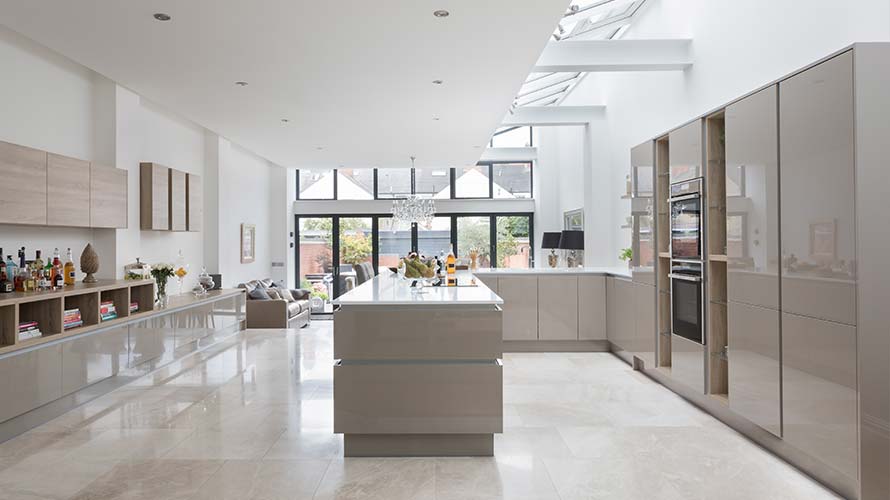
[{"x1": 669, "y1": 273, "x2": 702, "y2": 283}]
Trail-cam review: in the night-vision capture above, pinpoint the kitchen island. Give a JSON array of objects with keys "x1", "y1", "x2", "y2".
[{"x1": 332, "y1": 272, "x2": 503, "y2": 456}]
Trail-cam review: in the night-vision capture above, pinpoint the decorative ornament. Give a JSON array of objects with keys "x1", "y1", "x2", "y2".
[{"x1": 80, "y1": 243, "x2": 99, "y2": 283}]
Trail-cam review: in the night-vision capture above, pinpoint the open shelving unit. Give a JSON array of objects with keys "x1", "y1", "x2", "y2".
[
  {"x1": 654, "y1": 135, "x2": 672, "y2": 369},
  {"x1": 0, "y1": 279, "x2": 155, "y2": 355},
  {"x1": 705, "y1": 111, "x2": 729, "y2": 398}
]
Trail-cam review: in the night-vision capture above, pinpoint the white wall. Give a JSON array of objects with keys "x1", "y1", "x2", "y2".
[
  {"x1": 0, "y1": 25, "x2": 287, "y2": 292},
  {"x1": 562, "y1": 0, "x2": 890, "y2": 265}
]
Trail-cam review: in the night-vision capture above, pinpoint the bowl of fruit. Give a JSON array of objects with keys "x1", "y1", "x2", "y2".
[{"x1": 398, "y1": 252, "x2": 438, "y2": 286}]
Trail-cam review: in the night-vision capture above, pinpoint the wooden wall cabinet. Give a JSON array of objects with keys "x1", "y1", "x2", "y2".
[
  {"x1": 169, "y1": 169, "x2": 187, "y2": 231},
  {"x1": 0, "y1": 141, "x2": 47, "y2": 225},
  {"x1": 187, "y1": 173, "x2": 202, "y2": 232},
  {"x1": 90, "y1": 163, "x2": 127, "y2": 228},
  {"x1": 140, "y1": 163, "x2": 170, "y2": 230},
  {"x1": 47, "y1": 153, "x2": 90, "y2": 227}
]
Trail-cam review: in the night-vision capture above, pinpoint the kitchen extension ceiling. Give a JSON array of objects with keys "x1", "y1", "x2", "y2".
[{"x1": 0, "y1": 1, "x2": 568, "y2": 168}]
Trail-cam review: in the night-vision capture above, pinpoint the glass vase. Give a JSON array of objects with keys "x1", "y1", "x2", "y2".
[{"x1": 156, "y1": 278, "x2": 168, "y2": 306}]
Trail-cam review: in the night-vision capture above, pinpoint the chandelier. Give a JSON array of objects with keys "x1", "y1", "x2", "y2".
[{"x1": 392, "y1": 156, "x2": 436, "y2": 230}]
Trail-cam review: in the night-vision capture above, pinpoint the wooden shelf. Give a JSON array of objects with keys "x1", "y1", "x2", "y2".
[
  {"x1": 709, "y1": 254, "x2": 728, "y2": 262},
  {"x1": 710, "y1": 393, "x2": 729, "y2": 406},
  {"x1": 658, "y1": 252, "x2": 671, "y2": 259}
]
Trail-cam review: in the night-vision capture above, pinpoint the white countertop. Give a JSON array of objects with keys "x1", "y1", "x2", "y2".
[
  {"x1": 333, "y1": 272, "x2": 503, "y2": 306},
  {"x1": 473, "y1": 266, "x2": 633, "y2": 278}
]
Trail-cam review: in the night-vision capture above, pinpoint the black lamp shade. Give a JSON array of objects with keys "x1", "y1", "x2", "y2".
[
  {"x1": 559, "y1": 230, "x2": 584, "y2": 250},
  {"x1": 541, "y1": 232, "x2": 562, "y2": 249}
]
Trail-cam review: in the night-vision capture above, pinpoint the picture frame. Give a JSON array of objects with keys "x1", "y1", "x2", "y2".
[
  {"x1": 564, "y1": 208, "x2": 584, "y2": 231},
  {"x1": 241, "y1": 223, "x2": 256, "y2": 263}
]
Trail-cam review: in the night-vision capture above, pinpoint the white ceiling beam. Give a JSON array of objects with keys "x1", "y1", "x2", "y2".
[
  {"x1": 503, "y1": 106, "x2": 604, "y2": 127},
  {"x1": 480, "y1": 147, "x2": 537, "y2": 162},
  {"x1": 533, "y1": 39, "x2": 692, "y2": 72}
]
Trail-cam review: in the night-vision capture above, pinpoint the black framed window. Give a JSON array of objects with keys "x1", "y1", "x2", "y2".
[
  {"x1": 375, "y1": 168, "x2": 412, "y2": 199},
  {"x1": 492, "y1": 162, "x2": 533, "y2": 199},
  {"x1": 413, "y1": 168, "x2": 452, "y2": 199},
  {"x1": 453, "y1": 165, "x2": 493, "y2": 199},
  {"x1": 297, "y1": 168, "x2": 336, "y2": 200},
  {"x1": 336, "y1": 169, "x2": 374, "y2": 200}
]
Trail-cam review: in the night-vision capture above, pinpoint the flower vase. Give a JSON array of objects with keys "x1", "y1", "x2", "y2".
[{"x1": 156, "y1": 278, "x2": 168, "y2": 306}]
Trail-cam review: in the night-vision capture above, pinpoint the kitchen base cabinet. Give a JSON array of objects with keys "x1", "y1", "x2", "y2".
[
  {"x1": 498, "y1": 276, "x2": 538, "y2": 341},
  {"x1": 671, "y1": 334, "x2": 705, "y2": 393},
  {"x1": 578, "y1": 276, "x2": 606, "y2": 340},
  {"x1": 782, "y1": 312, "x2": 858, "y2": 482},
  {"x1": 129, "y1": 314, "x2": 176, "y2": 369},
  {"x1": 538, "y1": 276, "x2": 578, "y2": 340},
  {"x1": 61, "y1": 325, "x2": 128, "y2": 396},
  {"x1": 727, "y1": 301, "x2": 781, "y2": 437},
  {"x1": 607, "y1": 277, "x2": 634, "y2": 354},
  {"x1": 632, "y1": 282, "x2": 656, "y2": 367},
  {"x1": 0, "y1": 344, "x2": 62, "y2": 423}
]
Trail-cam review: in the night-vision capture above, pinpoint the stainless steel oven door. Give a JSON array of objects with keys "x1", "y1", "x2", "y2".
[
  {"x1": 670, "y1": 262, "x2": 704, "y2": 344},
  {"x1": 670, "y1": 193, "x2": 702, "y2": 260}
]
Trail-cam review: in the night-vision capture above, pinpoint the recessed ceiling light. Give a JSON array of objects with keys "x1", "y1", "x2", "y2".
[
  {"x1": 281, "y1": 118, "x2": 289, "y2": 123},
  {"x1": 235, "y1": 81, "x2": 248, "y2": 87},
  {"x1": 432, "y1": 79, "x2": 443, "y2": 85},
  {"x1": 433, "y1": 10, "x2": 449, "y2": 18},
  {"x1": 432, "y1": 117, "x2": 440, "y2": 121},
  {"x1": 153, "y1": 13, "x2": 171, "y2": 21},
  {"x1": 316, "y1": 146, "x2": 324, "y2": 150}
]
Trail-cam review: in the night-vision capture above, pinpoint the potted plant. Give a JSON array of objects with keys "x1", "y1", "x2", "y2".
[
  {"x1": 619, "y1": 248, "x2": 633, "y2": 268},
  {"x1": 151, "y1": 263, "x2": 175, "y2": 306}
]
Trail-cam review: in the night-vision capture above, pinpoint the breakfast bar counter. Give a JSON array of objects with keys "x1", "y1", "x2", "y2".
[{"x1": 332, "y1": 272, "x2": 503, "y2": 456}]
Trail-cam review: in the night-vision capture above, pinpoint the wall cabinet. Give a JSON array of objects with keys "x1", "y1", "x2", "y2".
[
  {"x1": 140, "y1": 163, "x2": 170, "y2": 230},
  {"x1": 498, "y1": 276, "x2": 538, "y2": 341},
  {"x1": 779, "y1": 51, "x2": 855, "y2": 324},
  {"x1": 578, "y1": 275, "x2": 606, "y2": 340},
  {"x1": 187, "y1": 173, "x2": 202, "y2": 232},
  {"x1": 169, "y1": 169, "x2": 187, "y2": 231},
  {"x1": 668, "y1": 120, "x2": 702, "y2": 183},
  {"x1": 47, "y1": 153, "x2": 91, "y2": 227},
  {"x1": 0, "y1": 141, "x2": 47, "y2": 225},
  {"x1": 538, "y1": 276, "x2": 578, "y2": 340},
  {"x1": 90, "y1": 163, "x2": 128, "y2": 228}
]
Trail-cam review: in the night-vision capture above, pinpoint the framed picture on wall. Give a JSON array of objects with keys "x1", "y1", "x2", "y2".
[
  {"x1": 241, "y1": 223, "x2": 256, "y2": 263},
  {"x1": 564, "y1": 208, "x2": 584, "y2": 231}
]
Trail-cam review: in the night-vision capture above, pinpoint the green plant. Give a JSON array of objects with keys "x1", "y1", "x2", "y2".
[{"x1": 619, "y1": 248, "x2": 633, "y2": 262}]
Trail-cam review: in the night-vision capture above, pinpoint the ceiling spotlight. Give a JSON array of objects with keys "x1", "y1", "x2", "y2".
[
  {"x1": 281, "y1": 118, "x2": 289, "y2": 123},
  {"x1": 153, "y1": 13, "x2": 171, "y2": 21},
  {"x1": 432, "y1": 117, "x2": 440, "y2": 121},
  {"x1": 433, "y1": 10, "x2": 449, "y2": 18},
  {"x1": 432, "y1": 79, "x2": 443, "y2": 85},
  {"x1": 315, "y1": 146, "x2": 324, "y2": 151},
  {"x1": 235, "y1": 81, "x2": 248, "y2": 87}
]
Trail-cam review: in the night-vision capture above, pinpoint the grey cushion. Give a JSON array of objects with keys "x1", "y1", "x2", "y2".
[
  {"x1": 290, "y1": 289, "x2": 311, "y2": 300},
  {"x1": 248, "y1": 288, "x2": 271, "y2": 300},
  {"x1": 277, "y1": 289, "x2": 296, "y2": 302}
]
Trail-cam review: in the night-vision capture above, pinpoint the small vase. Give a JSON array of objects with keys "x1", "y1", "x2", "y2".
[{"x1": 156, "y1": 278, "x2": 168, "y2": 306}]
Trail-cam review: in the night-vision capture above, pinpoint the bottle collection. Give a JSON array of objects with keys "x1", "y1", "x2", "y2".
[{"x1": 0, "y1": 247, "x2": 76, "y2": 293}]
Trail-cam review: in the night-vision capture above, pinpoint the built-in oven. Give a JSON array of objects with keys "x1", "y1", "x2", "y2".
[
  {"x1": 669, "y1": 178, "x2": 703, "y2": 261},
  {"x1": 670, "y1": 260, "x2": 704, "y2": 344}
]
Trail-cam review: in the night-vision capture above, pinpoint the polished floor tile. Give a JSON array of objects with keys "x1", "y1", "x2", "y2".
[{"x1": 0, "y1": 322, "x2": 840, "y2": 499}]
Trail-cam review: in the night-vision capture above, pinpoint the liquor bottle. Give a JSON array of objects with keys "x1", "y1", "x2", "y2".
[
  {"x1": 6, "y1": 255, "x2": 17, "y2": 287},
  {"x1": 16, "y1": 249, "x2": 26, "y2": 292},
  {"x1": 53, "y1": 267, "x2": 63, "y2": 289},
  {"x1": 0, "y1": 248, "x2": 10, "y2": 293},
  {"x1": 43, "y1": 255, "x2": 53, "y2": 290},
  {"x1": 25, "y1": 264, "x2": 36, "y2": 292},
  {"x1": 64, "y1": 248, "x2": 76, "y2": 286},
  {"x1": 33, "y1": 250, "x2": 44, "y2": 276},
  {"x1": 446, "y1": 245, "x2": 456, "y2": 275},
  {"x1": 51, "y1": 248, "x2": 61, "y2": 280}
]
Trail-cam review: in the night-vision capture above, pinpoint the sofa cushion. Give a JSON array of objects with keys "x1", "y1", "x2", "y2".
[
  {"x1": 258, "y1": 279, "x2": 274, "y2": 289},
  {"x1": 291, "y1": 289, "x2": 311, "y2": 300},
  {"x1": 277, "y1": 288, "x2": 296, "y2": 302},
  {"x1": 287, "y1": 301, "x2": 303, "y2": 317},
  {"x1": 267, "y1": 289, "x2": 284, "y2": 300},
  {"x1": 248, "y1": 288, "x2": 271, "y2": 300}
]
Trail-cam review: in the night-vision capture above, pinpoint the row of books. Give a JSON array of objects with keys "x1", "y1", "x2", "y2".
[
  {"x1": 101, "y1": 301, "x2": 117, "y2": 322},
  {"x1": 64, "y1": 307, "x2": 82, "y2": 330},
  {"x1": 18, "y1": 321, "x2": 42, "y2": 341},
  {"x1": 129, "y1": 302, "x2": 139, "y2": 313}
]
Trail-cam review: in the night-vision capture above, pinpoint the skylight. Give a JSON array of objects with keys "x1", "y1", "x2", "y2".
[{"x1": 510, "y1": 0, "x2": 648, "y2": 110}]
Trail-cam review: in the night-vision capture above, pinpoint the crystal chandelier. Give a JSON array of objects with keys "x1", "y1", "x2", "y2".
[{"x1": 392, "y1": 156, "x2": 436, "y2": 230}]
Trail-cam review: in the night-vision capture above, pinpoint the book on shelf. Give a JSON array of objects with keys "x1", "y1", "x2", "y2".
[
  {"x1": 18, "y1": 321, "x2": 38, "y2": 331},
  {"x1": 129, "y1": 302, "x2": 139, "y2": 313},
  {"x1": 63, "y1": 320, "x2": 83, "y2": 330},
  {"x1": 18, "y1": 329, "x2": 42, "y2": 341},
  {"x1": 101, "y1": 312, "x2": 118, "y2": 321}
]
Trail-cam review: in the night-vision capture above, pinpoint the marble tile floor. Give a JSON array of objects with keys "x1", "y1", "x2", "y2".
[{"x1": 0, "y1": 322, "x2": 840, "y2": 500}]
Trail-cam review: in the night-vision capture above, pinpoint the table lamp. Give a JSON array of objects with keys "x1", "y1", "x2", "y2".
[
  {"x1": 541, "y1": 232, "x2": 562, "y2": 268},
  {"x1": 559, "y1": 230, "x2": 584, "y2": 268}
]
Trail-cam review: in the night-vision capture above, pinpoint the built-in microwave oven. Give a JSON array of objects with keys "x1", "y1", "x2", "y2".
[
  {"x1": 669, "y1": 178, "x2": 703, "y2": 261},
  {"x1": 670, "y1": 260, "x2": 704, "y2": 344}
]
